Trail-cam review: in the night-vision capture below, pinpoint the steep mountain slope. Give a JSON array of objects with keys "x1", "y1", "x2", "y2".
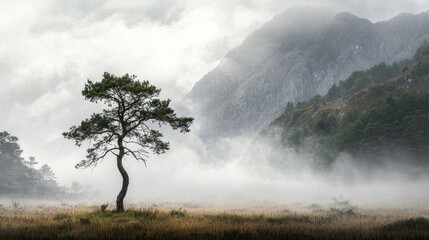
[
  {"x1": 264, "y1": 42, "x2": 429, "y2": 169},
  {"x1": 189, "y1": 7, "x2": 429, "y2": 139}
]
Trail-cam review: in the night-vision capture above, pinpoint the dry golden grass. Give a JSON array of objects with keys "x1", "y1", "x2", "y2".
[{"x1": 0, "y1": 201, "x2": 429, "y2": 240}]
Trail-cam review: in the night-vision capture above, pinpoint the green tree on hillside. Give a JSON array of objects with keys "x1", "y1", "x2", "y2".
[
  {"x1": 63, "y1": 72, "x2": 193, "y2": 212},
  {"x1": 40, "y1": 164, "x2": 56, "y2": 181},
  {"x1": 25, "y1": 156, "x2": 38, "y2": 169}
]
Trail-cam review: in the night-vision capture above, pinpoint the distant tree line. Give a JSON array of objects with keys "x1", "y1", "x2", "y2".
[{"x1": 0, "y1": 131, "x2": 65, "y2": 198}]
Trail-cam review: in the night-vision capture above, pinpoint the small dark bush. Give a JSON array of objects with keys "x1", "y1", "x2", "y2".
[
  {"x1": 170, "y1": 208, "x2": 186, "y2": 218},
  {"x1": 101, "y1": 204, "x2": 109, "y2": 212},
  {"x1": 385, "y1": 217, "x2": 429, "y2": 230},
  {"x1": 329, "y1": 207, "x2": 357, "y2": 217}
]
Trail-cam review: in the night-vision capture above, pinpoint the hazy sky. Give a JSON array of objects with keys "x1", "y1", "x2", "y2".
[{"x1": 1, "y1": 0, "x2": 429, "y2": 201}]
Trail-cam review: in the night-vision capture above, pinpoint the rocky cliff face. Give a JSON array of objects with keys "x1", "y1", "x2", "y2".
[{"x1": 189, "y1": 7, "x2": 429, "y2": 139}]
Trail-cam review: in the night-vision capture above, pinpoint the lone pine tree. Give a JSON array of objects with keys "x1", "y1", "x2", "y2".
[{"x1": 63, "y1": 72, "x2": 193, "y2": 212}]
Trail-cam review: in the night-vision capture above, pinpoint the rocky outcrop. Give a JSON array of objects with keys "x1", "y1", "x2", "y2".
[{"x1": 189, "y1": 7, "x2": 429, "y2": 139}]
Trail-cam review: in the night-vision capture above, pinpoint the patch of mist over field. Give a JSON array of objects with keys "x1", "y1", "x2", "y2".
[{"x1": 47, "y1": 114, "x2": 429, "y2": 207}]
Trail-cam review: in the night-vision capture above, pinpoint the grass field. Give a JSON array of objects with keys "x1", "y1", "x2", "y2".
[{"x1": 1, "y1": 201, "x2": 429, "y2": 240}]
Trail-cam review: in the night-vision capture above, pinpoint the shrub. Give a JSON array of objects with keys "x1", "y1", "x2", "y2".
[
  {"x1": 385, "y1": 217, "x2": 429, "y2": 230},
  {"x1": 170, "y1": 208, "x2": 186, "y2": 218},
  {"x1": 101, "y1": 204, "x2": 109, "y2": 212}
]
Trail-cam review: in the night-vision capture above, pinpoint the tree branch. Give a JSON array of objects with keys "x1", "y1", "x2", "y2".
[{"x1": 123, "y1": 147, "x2": 147, "y2": 167}]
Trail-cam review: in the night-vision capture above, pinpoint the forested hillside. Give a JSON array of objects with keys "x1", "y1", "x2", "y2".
[{"x1": 264, "y1": 42, "x2": 429, "y2": 170}]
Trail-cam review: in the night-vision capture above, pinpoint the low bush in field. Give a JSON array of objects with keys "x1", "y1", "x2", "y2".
[
  {"x1": 385, "y1": 217, "x2": 429, "y2": 230},
  {"x1": 170, "y1": 208, "x2": 186, "y2": 218}
]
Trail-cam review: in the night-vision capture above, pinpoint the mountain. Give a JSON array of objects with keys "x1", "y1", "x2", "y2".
[
  {"x1": 189, "y1": 7, "x2": 429, "y2": 139},
  {"x1": 263, "y1": 42, "x2": 429, "y2": 169}
]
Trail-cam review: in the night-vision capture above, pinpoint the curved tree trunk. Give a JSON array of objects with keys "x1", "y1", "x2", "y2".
[{"x1": 116, "y1": 148, "x2": 129, "y2": 212}]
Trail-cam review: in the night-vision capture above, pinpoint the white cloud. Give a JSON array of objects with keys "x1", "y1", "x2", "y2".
[{"x1": 0, "y1": 0, "x2": 280, "y2": 155}]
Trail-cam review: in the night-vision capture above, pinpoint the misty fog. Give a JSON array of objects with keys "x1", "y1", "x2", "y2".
[
  {"x1": 42, "y1": 116, "x2": 429, "y2": 206},
  {"x1": 1, "y1": 0, "x2": 429, "y2": 207}
]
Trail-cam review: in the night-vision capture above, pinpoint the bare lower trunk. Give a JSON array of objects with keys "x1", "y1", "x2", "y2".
[{"x1": 116, "y1": 150, "x2": 129, "y2": 212}]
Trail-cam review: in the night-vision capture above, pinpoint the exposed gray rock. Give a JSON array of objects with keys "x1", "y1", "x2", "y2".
[{"x1": 189, "y1": 7, "x2": 429, "y2": 139}]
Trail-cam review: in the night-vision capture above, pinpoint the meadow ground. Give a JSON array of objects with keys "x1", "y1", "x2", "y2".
[{"x1": 0, "y1": 200, "x2": 429, "y2": 240}]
